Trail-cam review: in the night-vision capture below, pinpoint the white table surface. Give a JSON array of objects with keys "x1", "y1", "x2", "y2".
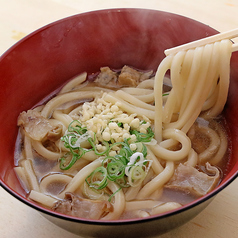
[{"x1": 1, "y1": 1, "x2": 238, "y2": 237}]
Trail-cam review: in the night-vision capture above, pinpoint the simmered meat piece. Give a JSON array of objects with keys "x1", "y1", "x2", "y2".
[
  {"x1": 118, "y1": 66, "x2": 153, "y2": 87},
  {"x1": 165, "y1": 163, "x2": 220, "y2": 197},
  {"x1": 18, "y1": 110, "x2": 62, "y2": 141},
  {"x1": 46, "y1": 125, "x2": 63, "y2": 142},
  {"x1": 53, "y1": 192, "x2": 113, "y2": 219},
  {"x1": 94, "y1": 67, "x2": 118, "y2": 86},
  {"x1": 95, "y1": 66, "x2": 153, "y2": 88},
  {"x1": 118, "y1": 65, "x2": 141, "y2": 87}
]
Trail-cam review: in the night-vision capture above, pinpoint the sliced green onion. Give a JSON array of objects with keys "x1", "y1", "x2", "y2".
[
  {"x1": 134, "y1": 142, "x2": 147, "y2": 157},
  {"x1": 88, "y1": 137, "x2": 110, "y2": 156},
  {"x1": 86, "y1": 166, "x2": 108, "y2": 190},
  {"x1": 115, "y1": 176, "x2": 130, "y2": 188},
  {"x1": 108, "y1": 187, "x2": 122, "y2": 202},
  {"x1": 68, "y1": 120, "x2": 87, "y2": 135},
  {"x1": 162, "y1": 92, "x2": 170, "y2": 97},
  {"x1": 107, "y1": 160, "x2": 125, "y2": 181},
  {"x1": 117, "y1": 122, "x2": 123, "y2": 128},
  {"x1": 128, "y1": 165, "x2": 146, "y2": 187},
  {"x1": 102, "y1": 156, "x2": 126, "y2": 181},
  {"x1": 131, "y1": 166, "x2": 145, "y2": 180},
  {"x1": 130, "y1": 126, "x2": 154, "y2": 143},
  {"x1": 59, "y1": 147, "x2": 87, "y2": 170}
]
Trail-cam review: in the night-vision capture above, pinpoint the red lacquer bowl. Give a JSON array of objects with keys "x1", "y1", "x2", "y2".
[{"x1": 0, "y1": 8, "x2": 238, "y2": 238}]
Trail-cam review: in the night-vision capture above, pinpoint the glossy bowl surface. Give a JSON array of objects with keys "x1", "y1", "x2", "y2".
[{"x1": 1, "y1": 8, "x2": 238, "y2": 238}]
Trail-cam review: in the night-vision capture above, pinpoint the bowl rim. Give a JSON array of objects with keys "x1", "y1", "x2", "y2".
[{"x1": 1, "y1": 7, "x2": 238, "y2": 225}]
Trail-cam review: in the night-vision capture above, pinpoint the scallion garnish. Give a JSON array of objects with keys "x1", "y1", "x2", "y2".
[
  {"x1": 88, "y1": 137, "x2": 110, "y2": 156},
  {"x1": 59, "y1": 148, "x2": 87, "y2": 170},
  {"x1": 59, "y1": 120, "x2": 91, "y2": 170},
  {"x1": 85, "y1": 166, "x2": 108, "y2": 190},
  {"x1": 59, "y1": 119, "x2": 154, "y2": 201},
  {"x1": 108, "y1": 187, "x2": 122, "y2": 202},
  {"x1": 162, "y1": 92, "x2": 170, "y2": 97},
  {"x1": 130, "y1": 126, "x2": 154, "y2": 142}
]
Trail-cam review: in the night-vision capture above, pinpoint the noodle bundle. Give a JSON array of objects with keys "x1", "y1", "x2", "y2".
[{"x1": 14, "y1": 39, "x2": 232, "y2": 220}]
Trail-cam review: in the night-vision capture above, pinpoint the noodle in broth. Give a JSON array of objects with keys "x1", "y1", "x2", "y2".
[{"x1": 14, "y1": 39, "x2": 232, "y2": 220}]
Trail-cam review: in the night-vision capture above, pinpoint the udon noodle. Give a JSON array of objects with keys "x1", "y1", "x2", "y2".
[{"x1": 14, "y1": 39, "x2": 232, "y2": 220}]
